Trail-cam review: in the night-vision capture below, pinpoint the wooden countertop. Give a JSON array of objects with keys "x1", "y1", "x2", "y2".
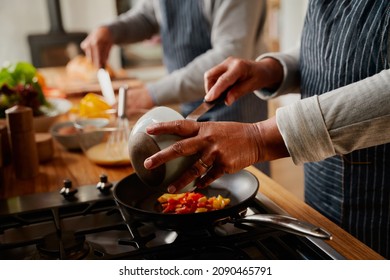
[
  {"x1": 0, "y1": 71, "x2": 385, "y2": 260},
  {"x1": 38, "y1": 66, "x2": 143, "y2": 96}
]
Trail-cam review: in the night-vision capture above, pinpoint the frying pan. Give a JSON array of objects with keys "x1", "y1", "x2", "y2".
[{"x1": 113, "y1": 170, "x2": 332, "y2": 239}]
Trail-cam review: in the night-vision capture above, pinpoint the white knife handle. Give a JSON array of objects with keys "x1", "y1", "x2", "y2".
[{"x1": 97, "y1": 68, "x2": 116, "y2": 106}]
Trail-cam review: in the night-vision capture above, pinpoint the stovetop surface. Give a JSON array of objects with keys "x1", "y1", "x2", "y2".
[{"x1": 0, "y1": 182, "x2": 344, "y2": 260}]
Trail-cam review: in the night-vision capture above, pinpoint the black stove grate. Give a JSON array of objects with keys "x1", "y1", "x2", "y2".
[{"x1": 0, "y1": 184, "x2": 342, "y2": 260}]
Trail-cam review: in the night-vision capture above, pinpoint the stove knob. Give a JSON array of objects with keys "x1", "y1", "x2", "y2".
[
  {"x1": 96, "y1": 174, "x2": 113, "y2": 194},
  {"x1": 60, "y1": 179, "x2": 78, "y2": 199}
]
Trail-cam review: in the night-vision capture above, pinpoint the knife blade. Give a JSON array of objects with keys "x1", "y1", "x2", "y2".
[
  {"x1": 97, "y1": 68, "x2": 117, "y2": 106},
  {"x1": 186, "y1": 87, "x2": 231, "y2": 121}
]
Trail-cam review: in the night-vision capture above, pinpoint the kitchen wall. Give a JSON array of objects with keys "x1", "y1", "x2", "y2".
[
  {"x1": 1, "y1": 0, "x2": 307, "y2": 68},
  {"x1": 0, "y1": 0, "x2": 121, "y2": 68},
  {"x1": 279, "y1": 0, "x2": 307, "y2": 51}
]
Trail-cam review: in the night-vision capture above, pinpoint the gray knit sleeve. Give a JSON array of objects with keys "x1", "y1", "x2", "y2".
[{"x1": 254, "y1": 48, "x2": 301, "y2": 100}]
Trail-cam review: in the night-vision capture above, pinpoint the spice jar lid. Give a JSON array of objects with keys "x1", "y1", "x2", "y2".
[
  {"x1": 5, "y1": 105, "x2": 34, "y2": 132},
  {"x1": 35, "y1": 133, "x2": 54, "y2": 163}
]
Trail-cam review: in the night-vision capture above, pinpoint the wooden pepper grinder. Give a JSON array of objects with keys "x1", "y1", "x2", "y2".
[{"x1": 6, "y1": 105, "x2": 39, "y2": 179}]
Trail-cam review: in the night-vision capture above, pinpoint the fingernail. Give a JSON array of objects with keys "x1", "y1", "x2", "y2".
[
  {"x1": 226, "y1": 95, "x2": 234, "y2": 106},
  {"x1": 168, "y1": 185, "x2": 176, "y2": 193},
  {"x1": 145, "y1": 126, "x2": 154, "y2": 134},
  {"x1": 144, "y1": 158, "x2": 152, "y2": 169}
]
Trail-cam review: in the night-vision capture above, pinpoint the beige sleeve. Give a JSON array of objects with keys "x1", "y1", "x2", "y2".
[{"x1": 276, "y1": 69, "x2": 390, "y2": 164}]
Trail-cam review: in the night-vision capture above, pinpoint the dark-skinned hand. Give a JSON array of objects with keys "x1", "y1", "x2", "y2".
[{"x1": 144, "y1": 117, "x2": 289, "y2": 193}]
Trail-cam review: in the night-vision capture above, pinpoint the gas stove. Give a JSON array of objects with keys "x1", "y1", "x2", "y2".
[{"x1": 0, "y1": 176, "x2": 345, "y2": 260}]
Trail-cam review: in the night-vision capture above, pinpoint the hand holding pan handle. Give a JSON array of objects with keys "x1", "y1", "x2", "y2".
[{"x1": 236, "y1": 214, "x2": 332, "y2": 240}]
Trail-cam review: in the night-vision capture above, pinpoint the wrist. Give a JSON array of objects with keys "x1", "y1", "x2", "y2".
[
  {"x1": 254, "y1": 116, "x2": 289, "y2": 161},
  {"x1": 256, "y1": 57, "x2": 284, "y2": 91}
]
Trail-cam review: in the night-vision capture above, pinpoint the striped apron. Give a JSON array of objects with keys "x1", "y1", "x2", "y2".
[
  {"x1": 159, "y1": 0, "x2": 269, "y2": 174},
  {"x1": 300, "y1": 0, "x2": 390, "y2": 258}
]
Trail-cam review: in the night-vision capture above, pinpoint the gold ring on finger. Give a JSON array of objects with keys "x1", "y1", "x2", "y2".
[{"x1": 198, "y1": 158, "x2": 210, "y2": 169}]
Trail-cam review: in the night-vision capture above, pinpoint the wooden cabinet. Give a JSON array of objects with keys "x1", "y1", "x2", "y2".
[{"x1": 265, "y1": 0, "x2": 281, "y2": 52}]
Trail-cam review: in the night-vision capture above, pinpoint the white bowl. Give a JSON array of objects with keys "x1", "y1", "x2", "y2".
[
  {"x1": 75, "y1": 118, "x2": 132, "y2": 166},
  {"x1": 129, "y1": 106, "x2": 196, "y2": 192},
  {"x1": 50, "y1": 121, "x2": 80, "y2": 150}
]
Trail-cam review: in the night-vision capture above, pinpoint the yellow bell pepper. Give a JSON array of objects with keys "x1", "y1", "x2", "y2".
[{"x1": 78, "y1": 93, "x2": 112, "y2": 119}]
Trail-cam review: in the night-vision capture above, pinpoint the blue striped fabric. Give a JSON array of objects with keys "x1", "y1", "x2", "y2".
[
  {"x1": 160, "y1": 0, "x2": 212, "y2": 73},
  {"x1": 300, "y1": 0, "x2": 390, "y2": 258}
]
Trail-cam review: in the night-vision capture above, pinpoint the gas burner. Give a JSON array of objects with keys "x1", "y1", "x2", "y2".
[
  {"x1": 36, "y1": 231, "x2": 90, "y2": 260},
  {"x1": 0, "y1": 182, "x2": 345, "y2": 260}
]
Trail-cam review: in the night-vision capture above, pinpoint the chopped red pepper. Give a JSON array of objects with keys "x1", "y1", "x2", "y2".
[{"x1": 157, "y1": 192, "x2": 231, "y2": 214}]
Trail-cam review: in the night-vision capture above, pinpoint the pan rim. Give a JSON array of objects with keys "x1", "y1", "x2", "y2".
[{"x1": 113, "y1": 169, "x2": 259, "y2": 218}]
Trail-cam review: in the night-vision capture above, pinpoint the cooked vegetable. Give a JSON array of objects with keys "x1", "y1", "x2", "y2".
[
  {"x1": 157, "y1": 192, "x2": 231, "y2": 214},
  {"x1": 0, "y1": 61, "x2": 49, "y2": 117}
]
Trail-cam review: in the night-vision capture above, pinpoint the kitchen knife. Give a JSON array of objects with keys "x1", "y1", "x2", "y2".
[
  {"x1": 97, "y1": 68, "x2": 117, "y2": 106},
  {"x1": 185, "y1": 87, "x2": 231, "y2": 121}
]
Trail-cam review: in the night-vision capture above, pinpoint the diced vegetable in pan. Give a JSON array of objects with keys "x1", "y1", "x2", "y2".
[{"x1": 157, "y1": 192, "x2": 231, "y2": 214}]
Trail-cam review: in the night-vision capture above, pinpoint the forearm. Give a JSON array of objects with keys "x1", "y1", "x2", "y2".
[
  {"x1": 255, "y1": 116, "x2": 290, "y2": 162},
  {"x1": 277, "y1": 68, "x2": 390, "y2": 164},
  {"x1": 147, "y1": 51, "x2": 227, "y2": 105}
]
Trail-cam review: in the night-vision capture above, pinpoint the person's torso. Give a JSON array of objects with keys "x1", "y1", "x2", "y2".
[
  {"x1": 158, "y1": 0, "x2": 268, "y2": 123},
  {"x1": 300, "y1": 0, "x2": 390, "y2": 259}
]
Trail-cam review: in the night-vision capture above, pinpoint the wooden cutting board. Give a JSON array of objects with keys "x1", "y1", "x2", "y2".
[{"x1": 39, "y1": 67, "x2": 144, "y2": 96}]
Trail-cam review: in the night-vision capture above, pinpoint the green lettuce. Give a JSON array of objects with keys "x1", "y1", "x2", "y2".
[{"x1": 0, "y1": 62, "x2": 49, "y2": 117}]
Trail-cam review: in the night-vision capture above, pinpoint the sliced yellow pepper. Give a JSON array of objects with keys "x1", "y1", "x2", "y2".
[{"x1": 78, "y1": 93, "x2": 112, "y2": 119}]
